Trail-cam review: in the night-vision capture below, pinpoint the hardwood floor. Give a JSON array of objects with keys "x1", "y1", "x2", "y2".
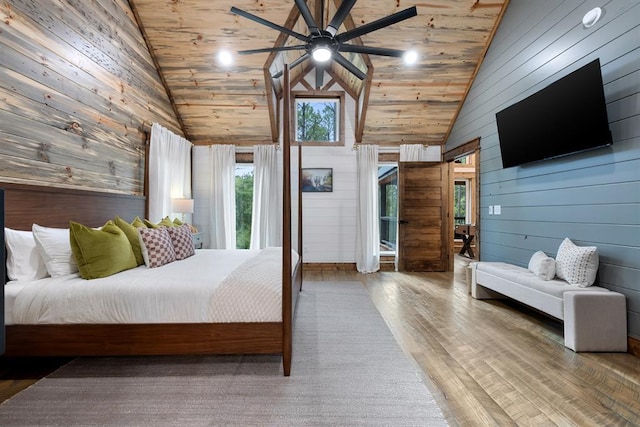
[
  {"x1": 306, "y1": 258, "x2": 640, "y2": 427},
  {"x1": 1, "y1": 258, "x2": 638, "y2": 426}
]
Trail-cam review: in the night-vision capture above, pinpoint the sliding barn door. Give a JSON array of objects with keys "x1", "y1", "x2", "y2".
[{"x1": 397, "y1": 162, "x2": 450, "y2": 272}]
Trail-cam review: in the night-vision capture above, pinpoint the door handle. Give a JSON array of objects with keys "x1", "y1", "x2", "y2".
[{"x1": 399, "y1": 219, "x2": 409, "y2": 225}]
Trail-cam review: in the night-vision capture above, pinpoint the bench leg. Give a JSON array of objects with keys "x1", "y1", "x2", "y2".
[
  {"x1": 470, "y1": 264, "x2": 506, "y2": 300},
  {"x1": 563, "y1": 291, "x2": 627, "y2": 352}
]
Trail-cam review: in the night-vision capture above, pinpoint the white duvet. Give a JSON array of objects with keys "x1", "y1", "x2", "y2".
[{"x1": 6, "y1": 248, "x2": 295, "y2": 325}]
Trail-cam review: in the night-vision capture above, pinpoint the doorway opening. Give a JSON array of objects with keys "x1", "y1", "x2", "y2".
[{"x1": 447, "y1": 146, "x2": 479, "y2": 262}]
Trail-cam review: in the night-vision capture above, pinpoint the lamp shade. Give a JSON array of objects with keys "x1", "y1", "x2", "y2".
[{"x1": 171, "y1": 198, "x2": 194, "y2": 214}]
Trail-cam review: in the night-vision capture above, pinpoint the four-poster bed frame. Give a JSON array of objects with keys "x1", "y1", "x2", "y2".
[{"x1": 2, "y1": 68, "x2": 302, "y2": 375}]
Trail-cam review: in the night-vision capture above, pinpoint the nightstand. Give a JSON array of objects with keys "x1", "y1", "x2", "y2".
[{"x1": 192, "y1": 232, "x2": 203, "y2": 249}]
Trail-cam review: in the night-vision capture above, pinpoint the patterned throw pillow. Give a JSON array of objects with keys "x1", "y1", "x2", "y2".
[
  {"x1": 167, "y1": 224, "x2": 195, "y2": 260},
  {"x1": 138, "y1": 227, "x2": 176, "y2": 268},
  {"x1": 555, "y1": 237, "x2": 599, "y2": 287}
]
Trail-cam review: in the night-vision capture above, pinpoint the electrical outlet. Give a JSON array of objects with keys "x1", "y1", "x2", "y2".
[
  {"x1": 494, "y1": 205, "x2": 501, "y2": 215},
  {"x1": 488, "y1": 206, "x2": 494, "y2": 215}
]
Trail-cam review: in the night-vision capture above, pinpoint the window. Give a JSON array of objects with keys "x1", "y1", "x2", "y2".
[
  {"x1": 292, "y1": 91, "x2": 345, "y2": 145},
  {"x1": 235, "y1": 164, "x2": 254, "y2": 249},
  {"x1": 378, "y1": 165, "x2": 398, "y2": 253},
  {"x1": 454, "y1": 155, "x2": 470, "y2": 164},
  {"x1": 454, "y1": 180, "x2": 470, "y2": 236}
]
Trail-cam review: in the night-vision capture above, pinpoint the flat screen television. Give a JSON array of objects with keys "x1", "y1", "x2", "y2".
[{"x1": 496, "y1": 58, "x2": 612, "y2": 168}]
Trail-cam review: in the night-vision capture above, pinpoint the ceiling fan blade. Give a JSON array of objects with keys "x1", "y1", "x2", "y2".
[
  {"x1": 326, "y1": 0, "x2": 357, "y2": 36},
  {"x1": 272, "y1": 52, "x2": 311, "y2": 79},
  {"x1": 237, "y1": 45, "x2": 307, "y2": 55},
  {"x1": 339, "y1": 44, "x2": 405, "y2": 58},
  {"x1": 333, "y1": 52, "x2": 367, "y2": 80},
  {"x1": 315, "y1": 63, "x2": 324, "y2": 89},
  {"x1": 230, "y1": 6, "x2": 309, "y2": 43},
  {"x1": 294, "y1": 0, "x2": 320, "y2": 35},
  {"x1": 336, "y1": 6, "x2": 417, "y2": 43}
]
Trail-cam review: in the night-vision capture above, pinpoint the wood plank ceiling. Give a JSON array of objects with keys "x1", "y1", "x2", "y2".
[{"x1": 130, "y1": 0, "x2": 507, "y2": 146}]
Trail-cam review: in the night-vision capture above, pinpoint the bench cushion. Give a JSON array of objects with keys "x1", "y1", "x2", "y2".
[
  {"x1": 475, "y1": 262, "x2": 610, "y2": 319},
  {"x1": 476, "y1": 262, "x2": 607, "y2": 298}
]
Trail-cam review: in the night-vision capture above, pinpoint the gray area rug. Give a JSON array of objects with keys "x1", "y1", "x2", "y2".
[{"x1": 0, "y1": 281, "x2": 447, "y2": 426}]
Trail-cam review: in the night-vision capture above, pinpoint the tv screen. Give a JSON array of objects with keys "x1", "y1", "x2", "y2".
[{"x1": 496, "y1": 59, "x2": 612, "y2": 168}]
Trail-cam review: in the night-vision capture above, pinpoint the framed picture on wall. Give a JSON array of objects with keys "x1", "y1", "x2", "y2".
[{"x1": 302, "y1": 168, "x2": 333, "y2": 192}]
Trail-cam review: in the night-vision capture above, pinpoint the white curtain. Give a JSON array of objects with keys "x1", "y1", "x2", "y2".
[
  {"x1": 208, "y1": 145, "x2": 236, "y2": 249},
  {"x1": 148, "y1": 123, "x2": 192, "y2": 222},
  {"x1": 250, "y1": 145, "x2": 281, "y2": 249},
  {"x1": 355, "y1": 144, "x2": 380, "y2": 273},
  {"x1": 400, "y1": 144, "x2": 429, "y2": 161}
]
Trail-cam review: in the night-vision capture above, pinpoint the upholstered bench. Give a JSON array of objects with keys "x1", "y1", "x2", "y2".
[{"x1": 470, "y1": 238, "x2": 628, "y2": 352}]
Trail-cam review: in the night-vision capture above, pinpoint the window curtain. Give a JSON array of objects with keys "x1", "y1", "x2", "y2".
[
  {"x1": 400, "y1": 144, "x2": 429, "y2": 161},
  {"x1": 148, "y1": 123, "x2": 192, "y2": 222},
  {"x1": 355, "y1": 144, "x2": 380, "y2": 273},
  {"x1": 208, "y1": 145, "x2": 236, "y2": 249},
  {"x1": 250, "y1": 145, "x2": 281, "y2": 249}
]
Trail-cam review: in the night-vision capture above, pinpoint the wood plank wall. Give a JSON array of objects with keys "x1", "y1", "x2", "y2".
[
  {"x1": 0, "y1": 0, "x2": 181, "y2": 195},
  {"x1": 445, "y1": 0, "x2": 640, "y2": 340}
]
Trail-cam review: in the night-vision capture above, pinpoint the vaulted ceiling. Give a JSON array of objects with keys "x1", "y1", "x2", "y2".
[{"x1": 129, "y1": 0, "x2": 507, "y2": 146}]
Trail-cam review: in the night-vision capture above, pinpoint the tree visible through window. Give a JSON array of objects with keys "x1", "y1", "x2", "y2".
[
  {"x1": 454, "y1": 180, "x2": 468, "y2": 228},
  {"x1": 235, "y1": 165, "x2": 253, "y2": 249},
  {"x1": 296, "y1": 99, "x2": 338, "y2": 142},
  {"x1": 292, "y1": 92, "x2": 344, "y2": 144},
  {"x1": 378, "y1": 165, "x2": 398, "y2": 252}
]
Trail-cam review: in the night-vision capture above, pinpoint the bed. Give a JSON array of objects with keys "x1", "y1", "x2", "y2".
[{"x1": 2, "y1": 69, "x2": 302, "y2": 376}]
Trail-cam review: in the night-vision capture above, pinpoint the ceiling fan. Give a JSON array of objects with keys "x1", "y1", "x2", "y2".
[{"x1": 230, "y1": 0, "x2": 418, "y2": 84}]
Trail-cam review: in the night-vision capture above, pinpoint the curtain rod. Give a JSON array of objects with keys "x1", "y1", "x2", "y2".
[
  {"x1": 234, "y1": 143, "x2": 280, "y2": 153},
  {"x1": 351, "y1": 144, "x2": 430, "y2": 152}
]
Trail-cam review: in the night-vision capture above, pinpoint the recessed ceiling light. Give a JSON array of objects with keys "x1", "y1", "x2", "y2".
[
  {"x1": 582, "y1": 7, "x2": 602, "y2": 28},
  {"x1": 312, "y1": 46, "x2": 332, "y2": 62},
  {"x1": 218, "y1": 50, "x2": 233, "y2": 66},
  {"x1": 403, "y1": 50, "x2": 418, "y2": 65}
]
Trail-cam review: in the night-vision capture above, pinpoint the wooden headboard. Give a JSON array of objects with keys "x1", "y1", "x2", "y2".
[{"x1": 2, "y1": 182, "x2": 146, "y2": 231}]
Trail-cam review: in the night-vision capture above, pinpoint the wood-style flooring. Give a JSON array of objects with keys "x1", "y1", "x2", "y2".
[
  {"x1": 305, "y1": 258, "x2": 640, "y2": 426},
  {"x1": 1, "y1": 257, "x2": 639, "y2": 426}
]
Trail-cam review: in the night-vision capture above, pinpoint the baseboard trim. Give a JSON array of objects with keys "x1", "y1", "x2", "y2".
[{"x1": 303, "y1": 263, "x2": 357, "y2": 271}]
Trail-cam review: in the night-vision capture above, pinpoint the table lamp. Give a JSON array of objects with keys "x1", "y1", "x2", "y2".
[{"x1": 171, "y1": 198, "x2": 194, "y2": 223}]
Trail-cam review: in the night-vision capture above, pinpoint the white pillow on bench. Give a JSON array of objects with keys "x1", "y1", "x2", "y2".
[
  {"x1": 527, "y1": 251, "x2": 556, "y2": 280},
  {"x1": 555, "y1": 238, "x2": 599, "y2": 287}
]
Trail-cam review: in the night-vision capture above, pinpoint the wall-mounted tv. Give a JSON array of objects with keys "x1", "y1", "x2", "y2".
[{"x1": 496, "y1": 59, "x2": 612, "y2": 169}]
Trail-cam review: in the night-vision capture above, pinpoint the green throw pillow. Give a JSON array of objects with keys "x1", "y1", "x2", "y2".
[
  {"x1": 158, "y1": 216, "x2": 177, "y2": 228},
  {"x1": 132, "y1": 216, "x2": 147, "y2": 229},
  {"x1": 70, "y1": 220, "x2": 137, "y2": 280},
  {"x1": 143, "y1": 218, "x2": 160, "y2": 229},
  {"x1": 173, "y1": 217, "x2": 184, "y2": 226},
  {"x1": 113, "y1": 216, "x2": 145, "y2": 266}
]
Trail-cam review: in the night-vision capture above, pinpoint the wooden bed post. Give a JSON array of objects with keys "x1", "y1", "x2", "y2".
[
  {"x1": 298, "y1": 137, "x2": 303, "y2": 290},
  {"x1": 282, "y1": 64, "x2": 293, "y2": 376}
]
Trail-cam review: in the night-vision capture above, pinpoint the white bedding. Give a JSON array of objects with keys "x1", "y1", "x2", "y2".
[{"x1": 5, "y1": 248, "x2": 297, "y2": 325}]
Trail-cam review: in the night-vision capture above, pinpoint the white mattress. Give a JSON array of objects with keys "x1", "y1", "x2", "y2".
[{"x1": 5, "y1": 248, "x2": 296, "y2": 325}]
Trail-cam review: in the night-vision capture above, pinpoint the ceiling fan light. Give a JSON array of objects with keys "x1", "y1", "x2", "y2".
[
  {"x1": 312, "y1": 46, "x2": 332, "y2": 62},
  {"x1": 403, "y1": 50, "x2": 418, "y2": 65}
]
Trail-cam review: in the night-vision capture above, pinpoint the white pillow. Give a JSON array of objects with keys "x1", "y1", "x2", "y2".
[
  {"x1": 4, "y1": 228, "x2": 49, "y2": 281},
  {"x1": 527, "y1": 250, "x2": 556, "y2": 281},
  {"x1": 555, "y1": 237, "x2": 599, "y2": 287},
  {"x1": 32, "y1": 224, "x2": 79, "y2": 277}
]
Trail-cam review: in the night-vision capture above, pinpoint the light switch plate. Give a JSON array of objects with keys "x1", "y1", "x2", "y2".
[
  {"x1": 494, "y1": 205, "x2": 502, "y2": 215},
  {"x1": 488, "y1": 206, "x2": 494, "y2": 215}
]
